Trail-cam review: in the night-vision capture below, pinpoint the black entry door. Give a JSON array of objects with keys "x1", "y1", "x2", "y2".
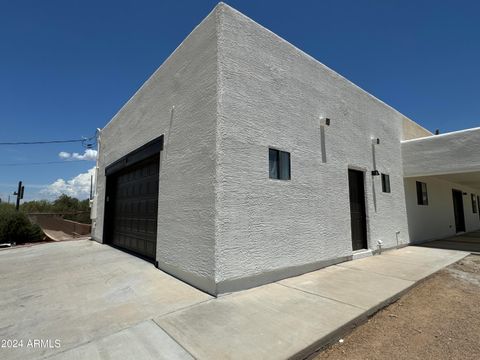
[
  {"x1": 348, "y1": 169, "x2": 368, "y2": 250},
  {"x1": 452, "y1": 189, "x2": 466, "y2": 233},
  {"x1": 106, "y1": 155, "x2": 160, "y2": 260}
]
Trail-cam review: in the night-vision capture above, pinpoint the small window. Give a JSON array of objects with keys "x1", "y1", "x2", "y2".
[
  {"x1": 269, "y1": 148, "x2": 290, "y2": 180},
  {"x1": 416, "y1": 181, "x2": 428, "y2": 205},
  {"x1": 472, "y1": 194, "x2": 477, "y2": 213},
  {"x1": 381, "y1": 173, "x2": 391, "y2": 193}
]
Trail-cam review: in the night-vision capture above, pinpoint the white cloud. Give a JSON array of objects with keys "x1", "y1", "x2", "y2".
[
  {"x1": 58, "y1": 151, "x2": 71, "y2": 159},
  {"x1": 41, "y1": 167, "x2": 96, "y2": 199},
  {"x1": 72, "y1": 149, "x2": 97, "y2": 161},
  {"x1": 58, "y1": 149, "x2": 97, "y2": 161}
]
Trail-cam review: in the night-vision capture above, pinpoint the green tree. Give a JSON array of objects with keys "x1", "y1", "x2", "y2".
[
  {"x1": 52, "y1": 194, "x2": 80, "y2": 213},
  {"x1": 20, "y1": 195, "x2": 91, "y2": 224}
]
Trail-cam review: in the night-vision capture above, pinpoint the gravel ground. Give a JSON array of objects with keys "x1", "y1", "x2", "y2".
[{"x1": 314, "y1": 255, "x2": 480, "y2": 360}]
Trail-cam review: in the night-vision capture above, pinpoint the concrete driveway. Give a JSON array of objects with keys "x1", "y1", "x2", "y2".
[
  {"x1": 0, "y1": 240, "x2": 210, "y2": 360},
  {"x1": 0, "y1": 239, "x2": 469, "y2": 360}
]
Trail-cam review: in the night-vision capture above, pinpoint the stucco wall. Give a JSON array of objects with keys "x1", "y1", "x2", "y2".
[
  {"x1": 401, "y1": 117, "x2": 432, "y2": 140},
  {"x1": 92, "y1": 3, "x2": 476, "y2": 295},
  {"x1": 92, "y1": 8, "x2": 219, "y2": 293},
  {"x1": 214, "y1": 5, "x2": 410, "y2": 292},
  {"x1": 405, "y1": 176, "x2": 480, "y2": 242}
]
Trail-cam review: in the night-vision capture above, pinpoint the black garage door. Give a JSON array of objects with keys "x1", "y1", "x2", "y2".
[{"x1": 106, "y1": 154, "x2": 160, "y2": 261}]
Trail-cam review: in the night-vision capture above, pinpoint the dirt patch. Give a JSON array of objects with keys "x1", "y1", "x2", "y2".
[{"x1": 314, "y1": 255, "x2": 480, "y2": 360}]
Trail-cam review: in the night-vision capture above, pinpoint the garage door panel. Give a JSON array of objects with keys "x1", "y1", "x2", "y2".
[{"x1": 107, "y1": 155, "x2": 159, "y2": 261}]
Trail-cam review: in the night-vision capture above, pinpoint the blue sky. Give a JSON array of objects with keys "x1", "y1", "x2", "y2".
[{"x1": 0, "y1": 0, "x2": 479, "y2": 201}]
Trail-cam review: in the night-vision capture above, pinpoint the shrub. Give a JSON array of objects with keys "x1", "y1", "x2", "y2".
[
  {"x1": 20, "y1": 194, "x2": 91, "y2": 224},
  {"x1": 0, "y1": 204, "x2": 44, "y2": 244},
  {"x1": 20, "y1": 199, "x2": 51, "y2": 213}
]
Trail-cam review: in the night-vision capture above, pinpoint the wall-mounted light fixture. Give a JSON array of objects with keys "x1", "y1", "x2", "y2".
[
  {"x1": 371, "y1": 137, "x2": 380, "y2": 177},
  {"x1": 463, "y1": 192, "x2": 468, "y2": 195},
  {"x1": 319, "y1": 116, "x2": 330, "y2": 164},
  {"x1": 319, "y1": 116, "x2": 330, "y2": 126}
]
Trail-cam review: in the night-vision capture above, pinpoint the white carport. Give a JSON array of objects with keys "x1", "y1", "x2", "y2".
[{"x1": 402, "y1": 127, "x2": 480, "y2": 243}]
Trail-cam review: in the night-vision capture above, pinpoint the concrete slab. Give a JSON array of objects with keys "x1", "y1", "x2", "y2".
[
  {"x1": 156, "y1": 283, "x2": 365, "y2": 360},
  {"x1": 46, "y1": 320, "x2": 193, "y2": 360},
  {"x1": 0, "y1": 240, "x2": 470, "y2": 360},
  {"x1": 420, "y1": 240, "x2": 480, "y2": 253},
  {"x1": 337, "y1": 247, "x2": 467, "y2": 281},
  {"x1": 418, "y1": 230, "x2": 480, "y2": 253},
  {"x1": 444, "y1": 235, "x2": 480, "y2": 242},
  {"x1": 0, "y1": 240, "x2": 211, "y2": 360},
  {"x1": 382, "y1": 246, "x2": 470, "y2": 266},
  {"x1": 156, "y1": 246, "x2": 468, "y2": 360},
  {"x1": 456, "y1": 231, "x2": 480, "y2": 238},
  {"x1": 279, "y1": 265, "x2": 414, "y2": 311}
]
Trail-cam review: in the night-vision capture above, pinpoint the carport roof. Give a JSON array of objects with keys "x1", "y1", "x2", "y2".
[{"x1": 402, "y1": 127, "x2": 480, "y2": 191}]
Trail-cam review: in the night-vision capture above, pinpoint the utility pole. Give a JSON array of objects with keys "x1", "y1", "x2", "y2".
[{"x1": 13, "y1": 181, "x2": 24, "y2": 211}]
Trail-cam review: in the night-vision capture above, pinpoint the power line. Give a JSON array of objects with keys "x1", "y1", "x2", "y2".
[
  {"x1": 0, "y1": 160, "x2": 91, "y2": 167},
  {"x1": 0, "y1": 139, "x2": 85, "y2": 145},
  {"x1": 0, "y1": 132, "x2": 99, "y2": 167},
  {"x1": 0, "y1": 133, "x2": 97, "y2": 147}
]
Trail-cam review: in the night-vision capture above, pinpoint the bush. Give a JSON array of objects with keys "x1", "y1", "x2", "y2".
[
  {"x1": 0, "y1": 203, "x2": 44, "y2": 244},
  {"x1": 20, "y1": 199, "x2": 51, "y2": 213},
  {"x1": 20, "y1": 194, "x2": 91, "y2": 224}
]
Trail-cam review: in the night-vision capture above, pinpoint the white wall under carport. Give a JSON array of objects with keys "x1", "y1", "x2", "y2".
[{"x1": 405, "y1": 176, "x2": 480, "y2": 243}]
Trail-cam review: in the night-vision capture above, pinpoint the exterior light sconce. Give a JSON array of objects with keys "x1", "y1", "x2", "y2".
[
  {"x1": 463, "y1": 192, "x2": 467, "y2": 195},
  {"x1": 319, "y1": 116, "x2": 330, "y2": 164},
  {"x1": 319, "y1": 116, "x2": 330, "y2": 126},
  {"x1": 371, "y1": 138, "x2": 380, "y2": 176}
]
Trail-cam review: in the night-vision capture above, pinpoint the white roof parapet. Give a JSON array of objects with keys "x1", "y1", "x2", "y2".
[{"x1": 402, "y1": 126, "x2": 480, "y2": 177}]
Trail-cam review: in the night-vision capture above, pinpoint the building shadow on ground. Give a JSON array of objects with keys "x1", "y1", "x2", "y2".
[{"x1": 415, "y1": 230, "x2": 480, "y2": 254}]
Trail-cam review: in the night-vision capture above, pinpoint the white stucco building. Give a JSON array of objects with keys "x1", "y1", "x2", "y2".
[{"x1": 91, "y1": 3, "x2": 480, "y2": 295}]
